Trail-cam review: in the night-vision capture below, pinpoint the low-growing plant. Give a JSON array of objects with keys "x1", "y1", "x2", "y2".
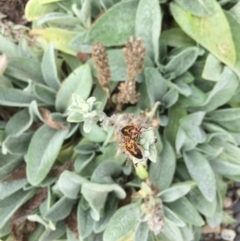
[{"x1": 0, "y1": 0, "x2": 240, "y2": 241}]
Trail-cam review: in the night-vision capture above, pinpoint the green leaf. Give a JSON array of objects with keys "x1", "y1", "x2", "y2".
[
  {"x1": 149, "y1": 138, "x2": 176, "y2": 190},
  {"x1": 170, "y1": 1, "x2": 236, "y2": 70},
  {"x1": 0, "y1": 153, "x2": 22, "y2": 180},
  {"x1": 5, "y1": 57, "x2": 45, "y2": 84},
  {"x1": 44, "y1": 196, "x2": 76, "y2": 221},
  {"x1": 39, "y1": 221, "x2": 66, "y2": 241},
  {"x1": 0, "y1": 35, "x2": 19, "y2": 57},
  {"x1": 0, "y1": 189, "x2": 35, "y2": 228},
  {"x1": 74, "y1": 153, "x2": 95, "y2": 173},
  {"x1": 87, "y1": 0, "x2": 138, "y2": 46},
  {"x1": 94, "y1": 199, "x2": 118, "y2": 233},
  {"x1": 58, "y1": 171, "x2": 88, "y2": 199},
  {"x1": 0, "y1": 179, "x2": 28, "y2": 200},
  {"x1": 33, "y1": 83, "x2": 56, "y2": 105},
  {"x1": 164, "y1": 105, "x2": 187, "y2": 148},
  {"x1": 161, "y1": 28, "x2": 195, "y2": 48},
  {"x1": 175, "y1": 0, "x2": 214, "y2": 16},
  {"x1": 0, "y1": 88, "x2": 39, "y2": 107},
  {"x1": 103, "y1": 203, "x2": 140, "y2": 241},
  {"x1": 157, "y1": 218, "x2": 184, "y2": 241},
  {"x1": 91, "y1": 161, "x2": 122, "y2": 184},
  {"x1": 190, "y1": 67, "x2": 239, "y2": 112},
  {"x1": 26, "y1": 124, "x2": 68, "y2": 186},
  {"x1": 165, "y1": 47, "x2": 199, "y2": 77},
  {"x1": 176, "y1": 112, "x2": 206, "y2": 153},
  {"x1": 188, "y1": 187, "x2": 217, "y2": 218},
  {"x1": 41, "y1": 43, "x2": 60, "y2": 91},
  {"x1": 134, "y1": 222, "x2": 149, "y2": 241},
  {"x1": 3, "y1": 132, "x2": 33, "y2": 154},
  {"x1": 81, "y1": 182, "x2": 126, "y2": 221},
  {"x1": 25, "y1": 0, "x2": 58, "y2": 21},
  {"x1": 3, "y1": 109, "x2": 32, "y2": 139},
  {"x1": 206, "y1": 108, "x2": 240, "y2": 132},
  {"x1": 56, "y1": 64, "x2": 92, "y2": 112},
  {"x1": 202, "y1": 54, "x2": 223, "y2": 81},
  {"x1": 135, "y1": 0, "x2": 161, "y2": 63},
  {"x1": 31, "y1": 28, "x2": 78, "y2": 55},
  {"x1": 77, "y1": 199, "x2": 94, "y2": 239},
  {"x1": 159, "y1": 181, "x2": 195, "y2": 202},
  {"x1": 144, "y1": 67, "x2": 168, "y2": 106},
  {"x1": 183, "y1": 150, "x2": 216, "y2": 202},
  {"x1": 162, "y1": 88, "x2": 179, "y2": 108},
  {"x1": 210, "y1": 157, "x2": 240, "y2": 177},
  {"x1": 167, "y1": 197, "x2": 205, "y2": 226},
  {"x1": 80, "y1": 123, "x2": 107, "y2": 143},
  {"x1": 163, "y1": 206, "x2": 186, "y2": 227}
]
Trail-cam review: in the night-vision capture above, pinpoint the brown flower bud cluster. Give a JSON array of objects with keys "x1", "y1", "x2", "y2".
[
  {"x1": 139, "y1": 179, "x2": 164, "y2": 235},
  {"x1": 112, "y1": 37, "x2": 145, "y2": 110},
  {"x1": 92, "y1": 42, "x2": 111, "y2": 94},
  {"x1": 123, "y1": 36, "x2": 146, "y2": 82}
]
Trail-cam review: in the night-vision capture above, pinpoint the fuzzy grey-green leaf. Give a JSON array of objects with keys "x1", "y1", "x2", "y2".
[{"x1": 26, "y1": 124, "x2": 68, "y2": 186}]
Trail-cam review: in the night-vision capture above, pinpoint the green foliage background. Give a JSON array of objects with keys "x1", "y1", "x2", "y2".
[{"x1": 0, "y1": 0, "x2": 240, "y2": 240}]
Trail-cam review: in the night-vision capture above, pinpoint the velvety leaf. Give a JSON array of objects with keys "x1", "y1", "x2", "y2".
[
  {"x1": 91, "y1": 161, "x2": 122, "y2": 184},
  {"x1": 0, "y1": 179, "x2": 28, "y2": 200},
  {"x1": 58, "y1": 170, "x2": 88, "y2": 199},
  {"x1": 183, "y1": 150, "x2": 216, "y2": 202},
  {"x1": 25, "y1": 0, "x2": 58, "y2": 21},
  {"x1": 77, "y1": 200, "x2": 94, "y2": 239},
  {"x1": 202, "y1": 54, "x2": 223, "y2": 81},
  {"x1": 0, "y1": 189, "x2": 35, "y2": 229},
  {"x1": 164, "y1": 105, "x2": 187, "y2": 148},
  {"x1": 157, "y1": 218, "x2": 184, "y2": 241},
  {"x1": 3, "y1": 132, "x2": 33, "y2": 155},
  {"x1": 3, "y1": 109, "x2": 32, "y2": 140},
  {"x1": 94, "y1": 199, "x2": 118, "y2": 233},
  {"x1": 44, "y1": 196, "x2": 76, "y2": 221},
  {"x1": 74, "y1": 153, "x2": 95, "y2": 173},
  {"x1": 176, "y1": 112, "x2": 206, "y2": 153},
  {"x1": 134, "y1": 221, "x2": 149, "y2": 241},
  {"x1": 0, "y1": 35, "x2": 19, "y2": 57},
  {"x1": 41, "y1": 43, "x2": 60, "y2": 91},
  {"x1": 87, "y1": 1, "x2": 138, "y2": 46},
  {"x1": 170, "y1": 2, "x2": 236, "y2": 70},
  {"x1": 162, "y1": 88, "x2": 179, "y2": 108},
  {"x1": 0, "y1": 88, "x2": 39, "y2": 107},
  {"x1": 159, "y1": 181, "x2": 195, "y2": 202},
  {"x1": 210, "y1": 157, "x2": 240, "y2": 177},
  {"x1": 163, "y1": 206, "x2": 186, "y2": 227},
  {"x1": 5, "y1": 57, "x2": 45, "y2": 84},
  {"x1": 31, "y1": 28, "x2": 78, "y2": 55},
  {"x1": 80, "y1": 123, "x2": 107, "y2": 143},
  {"x1": 167, "y1": 197, "x2": 205, "y2": 226},
  {"x1": 149, "y1": 138, "x2": 176, "y2": 190},
  {"x1": 81, "y1": 182, "x2": 126, "y2": 221},
  {"x1": 39, "y1": 221, "x2": 66, "y2": 241},
  {"x1": 26, "y1": 124, "x2": 68, "y2": 186},
  {"x1": 56, "y1": 64, "x2": 92, "y2": 112},
  {"x1": 190, "y1": 67, "x2": 239, "y2": 112},
  {"x1": 188, "y1": 187, "x2": 217, "y2": 218},
  {"x1": 161, "y1": 28, "x2": 195, "y2": 47},
  {"x1": 135, "y1": 0, "x2": 161, "y2": 63},
  {"x1": 165, "y1": 47, "x2": 199, "y2": 77},
  {"x1": 144, "y1": 67, "x2": 168, "y2": 106},
  {"x1": 0, "y1": 153, "x2": 23, "y2": 180},
  {"x1": 0, "y1": 76, "x2": 13, "y2": 89},
  {"x1": 175, "y1": 0, "x2": 214, "y2": 16},
  {"x1": 33, "y1": 83, "x2": 56, "y2": 105},
  {"x1": 103, "y1": 203, "x2": 140, "y2": 241}
]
